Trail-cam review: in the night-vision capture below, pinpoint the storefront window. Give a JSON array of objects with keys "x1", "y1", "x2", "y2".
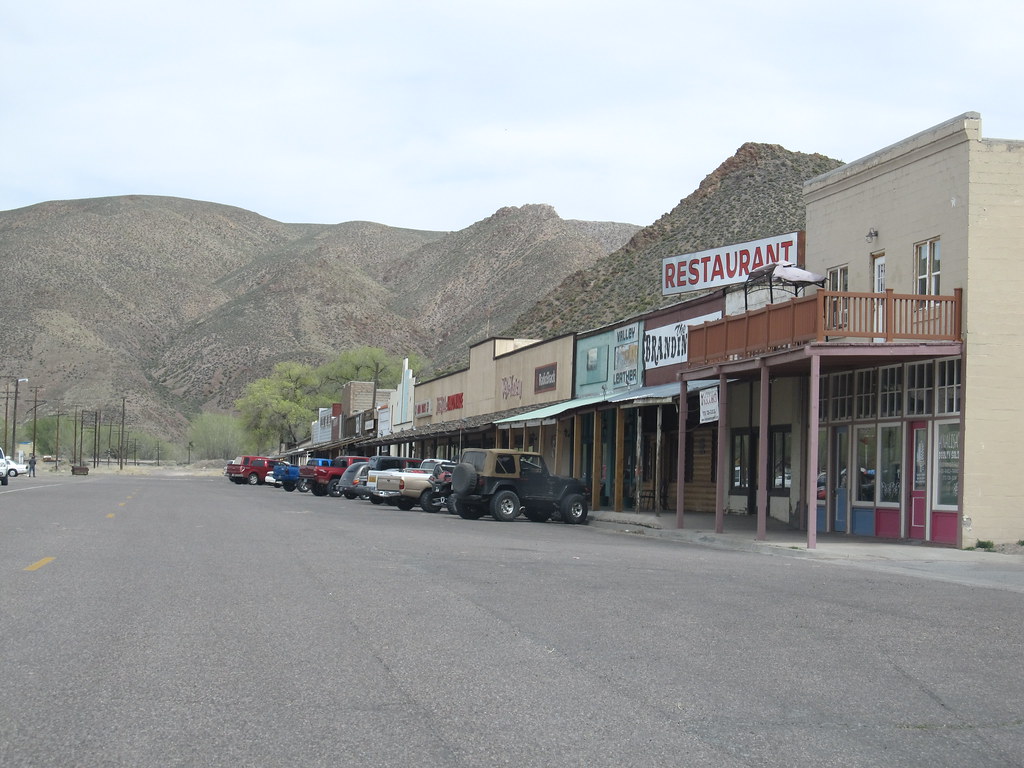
[
  {"x1": 906, "y1": 362, "x2": 934, "y2": 416},
  {"x1": 855, "y1": 370, "x2": 877, "y2": 419},
  {"x1": 769, "y1": 427, "x2": 792, "y2": 492},
  {"x1": 936, "y1": 421, "x2": 960, "y2": 507},
  {"x1": 830, "y1": 372, "x2": 853, "y2": 421},
  {"x1": 731, "y1": 431, "x2": 751, "y2": 491},
  {"x1": 937, "y1": 358, "x2": 961, "y2": 415},
  {"x1": 879, "y1": 425, "x2": 902, "y2": 504},
  {"x1": 855, "y1": 425, "x2": 876, "y2": 503},
  {"x1": 880, "y1": 366, "x2": 903, "y2": 418}
]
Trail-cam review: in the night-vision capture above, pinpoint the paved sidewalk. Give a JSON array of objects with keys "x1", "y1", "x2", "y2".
[{"x1": 589, "y1": 509, "x2": 1024, "y2": 594}]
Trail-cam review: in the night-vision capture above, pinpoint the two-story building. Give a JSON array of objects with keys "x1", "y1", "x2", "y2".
[{"x1": 677, "y1": 112, "x2": 1021, "y2": 548}]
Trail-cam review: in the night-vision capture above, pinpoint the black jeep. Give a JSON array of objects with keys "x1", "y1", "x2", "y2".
[{"x1": 449, "y1": 449, "x2": 589, "y2": 524}]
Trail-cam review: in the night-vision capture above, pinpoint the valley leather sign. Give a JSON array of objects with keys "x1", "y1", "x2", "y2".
[{"x1": 661, "y1": 232, "x2": 803, "y2": 294}]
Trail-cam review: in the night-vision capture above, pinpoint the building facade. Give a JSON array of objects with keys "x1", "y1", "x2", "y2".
[{"x1": 677, "y1": 112, "x2": 1023, "y2": 548}]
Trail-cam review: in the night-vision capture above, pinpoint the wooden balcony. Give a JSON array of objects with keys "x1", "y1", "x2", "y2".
[{"x1": 687, "y1": 288, "x2": 963, "y2": 366}]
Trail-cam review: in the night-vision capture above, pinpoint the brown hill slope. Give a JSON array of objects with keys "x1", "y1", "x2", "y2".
[
  {"x1": 506, "y1": 143, "x2": 844, "y2": 339},
  {"x1": 0, "y1": 196, "x2": 636, "y2": 436}
]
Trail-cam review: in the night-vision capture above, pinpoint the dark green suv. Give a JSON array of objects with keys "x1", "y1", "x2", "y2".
[{"x1": 449, "y1": 449, "x2": 588, "y2": 524}]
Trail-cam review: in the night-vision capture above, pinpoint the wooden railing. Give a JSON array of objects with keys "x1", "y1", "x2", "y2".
[{"x1": 687, "y1": 288, "x2": 962, "y2": 366}]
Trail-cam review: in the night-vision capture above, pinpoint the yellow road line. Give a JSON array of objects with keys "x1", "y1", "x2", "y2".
[
  {"x1": 107, "y1": 513, "x2": 116, "y2": 518},
  {"x1": 24, "y1": 557, "x2": 55, "y2": 571}
]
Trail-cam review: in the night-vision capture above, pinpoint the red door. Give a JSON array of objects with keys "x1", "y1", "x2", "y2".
[{"x1": 907, "y1": 422, "x2": 927, "y2": 540}]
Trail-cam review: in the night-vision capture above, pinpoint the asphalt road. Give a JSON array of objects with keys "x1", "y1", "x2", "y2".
[{"x1": 2, "y1": 474, "x2": 1022, "y2": 767}]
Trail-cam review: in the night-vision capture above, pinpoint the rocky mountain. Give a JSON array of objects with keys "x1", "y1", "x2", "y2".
[
  {"x1": 0, "y1": 142, "x2": 843, "y2": 442},
  {"x1": 506, "y1": 143, "x2": 845, "y2": 339},
  {"x1": 0, "y1": 196, "x2": 638, "y2": 437}
]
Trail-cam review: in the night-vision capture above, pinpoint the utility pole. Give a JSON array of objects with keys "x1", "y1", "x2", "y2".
[
  {"x1": 119, "y1": 397, "x2": 126, "y2": 470},
  {"x1": 54, "y1": 401, "x2": 64, "y2": 469},
  {"x1": 30, "y1": 386, "x2": 42, "y2": 461},
  {"x1": 4, "y1": 382, "x2": 9, "y2": 455},
  {"x1": 11, "y1": 377, "x2": 27, "y2": 459}
]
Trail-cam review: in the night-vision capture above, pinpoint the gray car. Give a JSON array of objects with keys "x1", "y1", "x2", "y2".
[{"x1": 333, "y1": 461, "x2": 368, "y2": 499}]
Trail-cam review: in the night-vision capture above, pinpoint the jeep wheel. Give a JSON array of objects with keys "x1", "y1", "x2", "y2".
[
  {"x1": 247, "y1": 472, "x2": 259, "y2": 485},
  {"x1": 451, "y1": 463, "x2": 478, "y2": 495},
  {"x1": 282, "y1": 481, "x2": 296, "y2": 492},
  {"x1": 343, "y1": 491, "x2": 357, "y2": 500},
  {"x1": 297, "y1": 479, "x2": 310, "y2": 493},
  {"x1": 560, "y1": 493, "x2": 588, "y2": 524},
  {"x1": 523, "y1": 508, "x2": 550, "y2": 523},
  {"x1": 327, "y1": 479, "x2": 342, "y2": 498},
  {"x1": 420, "y1": 489, "x2": 439, "y2": 513},
  {"x1": 490, "y1": 489, "x2": 521, "y2": 522},
  {"x1": 453, "y1": 494, "x2": 484, "y2": 520}
]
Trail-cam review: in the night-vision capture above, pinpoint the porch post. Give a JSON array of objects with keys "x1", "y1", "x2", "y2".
[
  {"x1": 592, "y1": 411, "x2": 603, "y2": 511},
  {"x1": 676, "y1": 379, "x2": 687, "y2": 529},
  {"x1": 655, "y1": 404, "x2": 663, "y2": 512},
  {"x1": 757, "y1": 360, "x2": 769, "y2": 541},
  {"x1": 614, "y1": 407, "x2": 625, "y2": 512},
  {"x1": 806, "y1": 354, "x2": 820, "y2": 549},
  {"x1": 634, "y1": 407, "x2": 643, "y2": 512},
  {"x1": 715, "y1": 372, "x2": 728, "y2": 534}
]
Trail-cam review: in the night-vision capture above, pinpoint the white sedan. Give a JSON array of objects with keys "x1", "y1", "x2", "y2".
[{"x1": 6, "y1": 458, "x2": 28, "y2": 476}]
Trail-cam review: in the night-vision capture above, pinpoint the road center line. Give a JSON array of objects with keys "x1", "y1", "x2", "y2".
[{"x1": 24, "y1": 557, "x2": 55, "y2": 571}]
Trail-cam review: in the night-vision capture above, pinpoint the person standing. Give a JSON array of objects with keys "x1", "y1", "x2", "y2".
[{"x1": 28, "y1": 454, "x2": 37, "y2": 477}]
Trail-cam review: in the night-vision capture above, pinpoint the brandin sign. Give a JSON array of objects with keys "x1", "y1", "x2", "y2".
[{"x1": 661, "y1": 232, "x2": 801, "y2": 295}]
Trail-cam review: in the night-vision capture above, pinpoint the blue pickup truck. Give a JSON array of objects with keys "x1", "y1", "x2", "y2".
[{"x1": 273, "y1": 458, "x2": 332, "y2": 492}]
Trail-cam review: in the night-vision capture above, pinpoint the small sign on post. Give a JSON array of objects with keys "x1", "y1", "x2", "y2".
[{"x1": 699, "y1": 386, "x2": 720, "y2": 424}]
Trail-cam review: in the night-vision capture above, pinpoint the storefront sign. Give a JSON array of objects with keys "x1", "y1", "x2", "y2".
[
  {"x1": 534, "y1": 363, "x2": 557, "y2": 393},
  {"x1": 502, "y1": 375, "x2": 523, "y2": 400},
  {"x1": 436, "y1": 392, "x2": 464, "y2": 414},
  {"x1": 612, "y1": 324, "x2": 640, "y2": 388},
  {"x1": 699, "y1": 386, "x2": 720, "y2": 424},
  {"x1": 644, "y1": 312, "x2": 722, "y2": 368},
  {"x1": 414, "y1": 399, "x2": 432, "y2": 418},
  {"x1": 662, "y1": 232, "x2": 800, "y2": 294}
]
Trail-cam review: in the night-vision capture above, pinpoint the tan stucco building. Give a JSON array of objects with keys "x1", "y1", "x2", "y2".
[{"x1": 678, "y1": 112, "x2": 1023, "y2": 548}]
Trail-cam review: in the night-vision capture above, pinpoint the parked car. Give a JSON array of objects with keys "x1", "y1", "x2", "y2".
[
  {"x1": 352, "y1": 463, "x2": 371, "y2": 499},
  {"x1": 364, "y1": 456, "x2": 422, "y2": 503},
  {"x1": 6, "y1": 457, "x2": 28, "y2": 477},
  {"x1": 224, "y1": 456, "x2": 277, "y2": 485},
  {"x1": 449, "y1": 449, "x2": 589, "y2": 524},
  {"x1": 332, "y1": 461, "x2": 368, "y2": 499},
  {"x1": 374, "y1": 460, "x2": 456, "y2": 510}
]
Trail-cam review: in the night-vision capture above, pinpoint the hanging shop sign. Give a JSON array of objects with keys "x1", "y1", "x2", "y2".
[{"x1": 699, "y1": 386, "x2": 720, "y2": 424}]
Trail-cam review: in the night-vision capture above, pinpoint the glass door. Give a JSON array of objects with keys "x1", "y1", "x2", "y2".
[
  {"x1": 908, "y1": 421, "x2": 927, "y2": 539},
  {"x1": 832, "y1": 426, "x2": 850, "y2": 533}
]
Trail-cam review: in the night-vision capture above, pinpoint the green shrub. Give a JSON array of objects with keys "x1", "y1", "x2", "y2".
[{"x1": 975, "y1": 540, "x2": 995, "y2": 550}]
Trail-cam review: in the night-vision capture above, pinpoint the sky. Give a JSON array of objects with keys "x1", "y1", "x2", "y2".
[{"x1": 3, "y1": 0, "x2": 1023, "y2": 232}]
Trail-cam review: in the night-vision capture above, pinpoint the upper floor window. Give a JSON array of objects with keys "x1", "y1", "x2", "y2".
[{"x1": 915, "y1": 238, "x2": 941, "y2": 296}]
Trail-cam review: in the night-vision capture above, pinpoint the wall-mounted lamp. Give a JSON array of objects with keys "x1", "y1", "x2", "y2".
[{"x1": 865, "y1": 228, "x2": 879, "y2": 243}]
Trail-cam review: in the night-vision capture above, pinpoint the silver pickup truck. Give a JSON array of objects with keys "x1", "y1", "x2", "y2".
[{"x1": 372, "y1": 459, "x2": 454, "y2": 510}]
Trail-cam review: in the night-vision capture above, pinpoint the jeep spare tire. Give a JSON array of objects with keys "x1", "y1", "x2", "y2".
[{"x1": 451, "y1": 463, "x2": 478, "y2": 495}]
